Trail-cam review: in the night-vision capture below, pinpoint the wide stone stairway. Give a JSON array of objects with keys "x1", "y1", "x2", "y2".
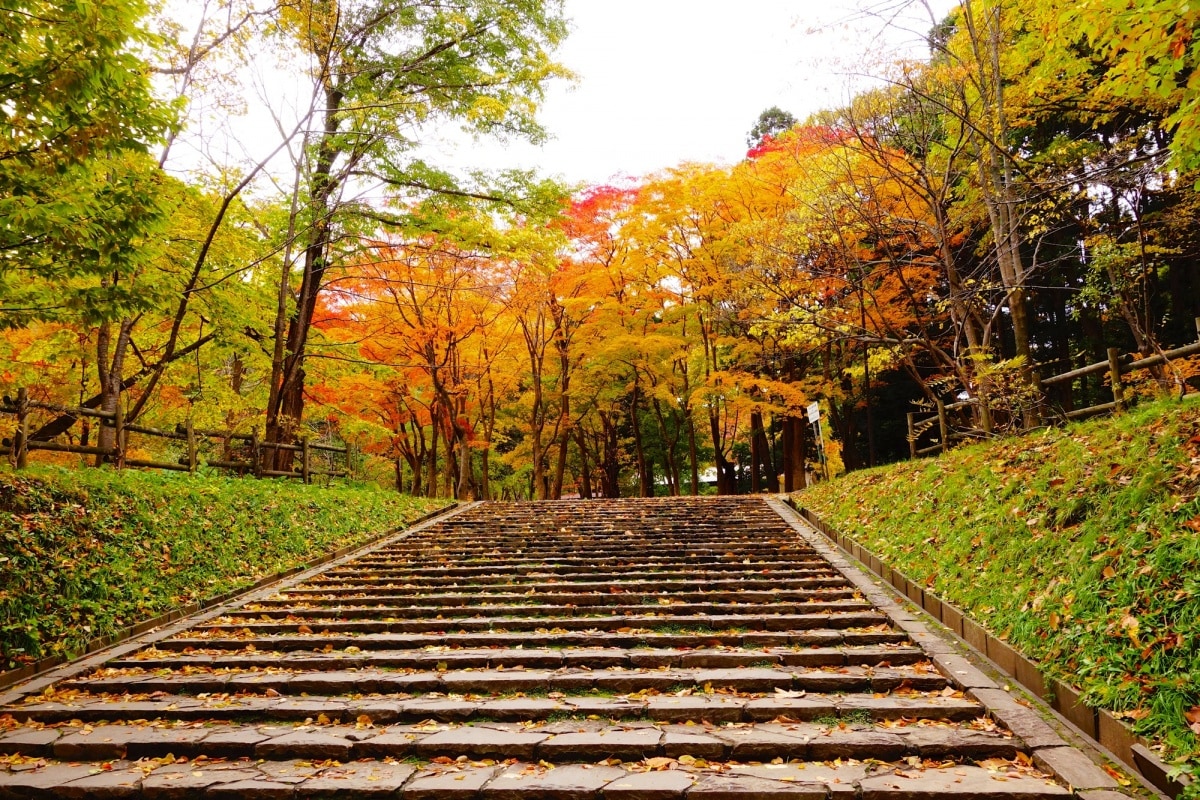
[{"x1": 0, "y1": 497, "x2": 1115, "y2": 798}]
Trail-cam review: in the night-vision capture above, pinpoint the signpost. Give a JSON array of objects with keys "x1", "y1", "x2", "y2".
[{"x1": 806, "y1": 402, "x2": 829, "y2": 481}]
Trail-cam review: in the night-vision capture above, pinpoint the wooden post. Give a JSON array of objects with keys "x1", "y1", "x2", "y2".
[
  {"x1": 346, "y1": 443, "x2": 355, "y2": 480},
  {"x1": 781, "y1": 418, "x2": 795, "y2": 492},
  {"x1": 936, "y1": 398, "x2": 949, "y2": 453},
  {"x1": 185, "y1": 418, "x2": 197, "y2": 473},
  {"x1": 1108, "y1": 347, "x2": 1125, "y2": 411},
  {"x1": 979, "y1": 393, "x2": 994, "y2": 435},
  {"x1": 1194, "y1": 316, "x2": 1200, "y2": 342},
  {"x1": 114, "y1": 392, "x2": 126, "y2": 469},
  {"x1": 906, "y1": 412, "x2": 917, "y2": 460},
  {"x1": 301, "y1": 437, "x2": 311, "y2": 484},
  {"x1": 13, "y1": 387, "x2": 29, "y2": 469},
  {"x1": 251, "y1": 428, "x2": 262, "y2": 477}
]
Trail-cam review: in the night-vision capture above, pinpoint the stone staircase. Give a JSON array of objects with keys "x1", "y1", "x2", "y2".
[{"x1": 0, "y1": 497, "x2": 1115, "y2": 798}]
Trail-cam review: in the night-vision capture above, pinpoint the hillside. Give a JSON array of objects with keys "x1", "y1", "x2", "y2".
[
  {"x1": 0, "y1": 467, "x2": 449, "y2": 673},
  {"x1": 795, "y1": 395, "x2": 1200, "y2": 784}
]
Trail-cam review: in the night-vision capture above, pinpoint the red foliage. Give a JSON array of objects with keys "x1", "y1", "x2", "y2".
[{"x1": 746, "y1": 126, "x2": 849, "y2": 160}]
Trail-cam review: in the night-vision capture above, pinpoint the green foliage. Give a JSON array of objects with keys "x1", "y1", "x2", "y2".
[
  {"x1": 747, "y1": 106, "x2": 797, "y2": 147},
  {"x1": 0, "y1": 465, "x2": 449, "y2": 669},
  {"x1": 1069, "y1": 0, "x2": 1200, "y2": 173},
  {"x1": 0, "y1": 0, "x2": 178, "y2": 326},
  {"x1": 796, "y1": 396, "x2": 1200, "y2": 778}
]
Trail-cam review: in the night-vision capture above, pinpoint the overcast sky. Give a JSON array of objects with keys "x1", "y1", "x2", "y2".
[
  {"x1": 429, "y1": 0, "x2": 958, "y2": 186},
  {"x1": 167, "y1": 1, "x2": 958, "y2": 194}
]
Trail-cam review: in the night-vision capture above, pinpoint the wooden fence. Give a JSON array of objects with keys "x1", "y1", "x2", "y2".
[
  {"x1": 908, "y1": 319, "x2": 1200, "y2": 458},
  {"x1": 0, "y1": 389, "x2": 351, "y2": 484}
]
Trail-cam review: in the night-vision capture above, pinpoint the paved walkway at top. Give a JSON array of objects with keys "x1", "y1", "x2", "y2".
[{"x1": 0, "y1": 497, "x2": 1129, "y2": 798}]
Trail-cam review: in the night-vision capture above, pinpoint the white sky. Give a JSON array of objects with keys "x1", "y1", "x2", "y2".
[
  {"x1": 430, "y1": 0, "x2": 958, "y2": 186},
  {"x1": 164, "y1": 0, "x2": 959, "y2": 193}
]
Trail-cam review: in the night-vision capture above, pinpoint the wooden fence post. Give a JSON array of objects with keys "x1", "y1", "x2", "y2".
[
  {"x1": 301, "y1": 437, "x2": 311, "y2": 484},
  {"x1": 906, "y1": 412, "x2": 917, "y2": 460},
  {"x1": 936, "y1": 398, "x2": 949, "y2": 453},
  {"x1": 185, "y1": 418, "x2": 197, "y2": 473},
  {"x1": 1108, "y1": 347, "x2": 1125, "y2": 411},
  {"x1": 114, "y1": 392, "x2": 126, "y2": 469},
  {"x1": 13, "y1": 387, "x2": 29, "y2": 469},
  {"x1": 251, "y1": 429, "x2": 262, "y2": 477}
]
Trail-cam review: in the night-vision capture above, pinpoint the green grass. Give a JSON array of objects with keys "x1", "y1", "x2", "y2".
[
  {"x1": 794, "y1": 395, "x2": 1200, "y2": 788},
  {"x1": 0, "y1": 465, "x2": 450, "y2": 670}
]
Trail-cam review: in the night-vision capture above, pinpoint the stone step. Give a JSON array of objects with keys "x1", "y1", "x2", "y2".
[
  {"x1": 106, "y1": 644, "x2": 929, "y2": 671},
  {"x1": 216, "y1": 600, "x2": 876, "y2": 620},
  {"x1": 272, "y1": 575, "x2": 851, "y2": 593},
  {"x1": 324, "y1": 556, "x2": 832, "y2": 574},
  {"x1": 4, "y1": 689, "x2": 986, "y2": 727},
  {"x1": 363, "y1": 539, "x2": 822, "y2": 550},
  {"x1": 181, "y1": 610, "x2": 891, "y2": 635},
  {"x1": 244, "y1": 588, "x2": 861, "y2": 608},
  {"x1": 272, "y1": 578, "x2": 854, "y2": 597},
  {"x1": 359, "y1": 542, "x2": 820, "y2": 555},
  {"x1": 0, "y1": 755, "x2": 1071, "y2": 800},
  {"x1": 55, "y1": 662, "x2": 950, "y2": 698},
  {"x1": 298, "y1": 568, "x2": 846, "y2": 587},
  {"x1": 0, "y1": 718, "x2": 1019, "y2": 764},
  {"x1": 151, "y1": 627, "x2": 910, "y2": 652}
]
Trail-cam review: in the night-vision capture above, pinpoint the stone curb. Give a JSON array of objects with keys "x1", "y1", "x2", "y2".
[
  {"x1": 766, "y1": 498, "x2": 1163, "y2": 800},
  {"x1": 0, "y1": 501, "x2": 473, "y2": 705}
]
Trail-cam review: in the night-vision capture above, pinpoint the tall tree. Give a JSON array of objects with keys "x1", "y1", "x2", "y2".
[
  {"x1": 747, "y1": 106, "x2": 798, "y2": 148},
  {"x1": 264, "y1": 0, "x2": 569, "y2": 464}
]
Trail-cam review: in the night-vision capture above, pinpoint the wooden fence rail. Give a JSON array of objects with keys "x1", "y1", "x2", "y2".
[
  {"x1": 908, "y1": 319, "x2": 1200, "y2": 458},
  {"x1": 0, "y1": 388, "x2": 352, "y2": 484}
]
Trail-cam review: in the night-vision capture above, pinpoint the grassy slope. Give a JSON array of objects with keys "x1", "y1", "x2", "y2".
[
  {"x1": 0, "y1": 466, "x2": 449, "y2": 670},
  {"x1": 796, "y1": 396, "x2": 1200, "y2": 781}
]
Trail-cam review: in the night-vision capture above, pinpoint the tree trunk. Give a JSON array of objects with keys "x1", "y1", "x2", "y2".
[
  {"x1": 630, "y1": 383, "x2": 653, "y2": 497},
  {"x1": 650, "y1": 398, "x2": 680, "y2": 496},
  {"x1": 708, "y1": 407, "x2": 736, "y2": 495},
  {"x1": 750, "y1": 411, "x2": 778, "y2": 492},
  {"x1": 687, "y1": 416, "x2": 700, "y2": 495},
  {"x1": 600, "y1": 413, "x2": 620, "y2": 498},
  {"x1": 266, "y1": 85, "x2": 345, "y2": 467},
  {"x1": 95, "y1": 318, "x2": 135, "y2": 464},
  {"x1": 575, "y1": 427, "x2": 592, "y2": 499},
  {"x1": 749, "y1": 412, "x2": 762, "y2": 493},
  {"x1": 426, "y1": 410, "x2": 439, "y2": 497},
  {"x1": 782, "y1": 416, "x2": 808, "y2": 492}
]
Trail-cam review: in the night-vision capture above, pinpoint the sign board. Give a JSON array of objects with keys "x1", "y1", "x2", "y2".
[{"x1": 806, "y1": 402, "x2": 820, "y2": 424}]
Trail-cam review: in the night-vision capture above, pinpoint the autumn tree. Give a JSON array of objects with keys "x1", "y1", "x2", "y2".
[{"x1": 263, "y1": 0, "x2": 569, "y2": 466}]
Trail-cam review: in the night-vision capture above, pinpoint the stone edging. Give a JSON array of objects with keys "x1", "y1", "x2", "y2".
[
  {"x1": 784, "y1": 497, "x2": 1188, "y2": 800},
  {"x1": 0, "y1": 500, "x2": 462, "y2": 693}
]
